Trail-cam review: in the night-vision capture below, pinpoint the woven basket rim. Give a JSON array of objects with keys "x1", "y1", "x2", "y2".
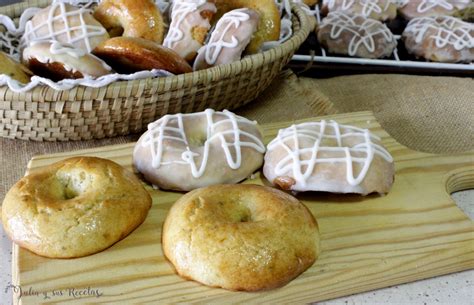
[{"x1": 0, "y1": 1, "x2": 310, "y2": 99}]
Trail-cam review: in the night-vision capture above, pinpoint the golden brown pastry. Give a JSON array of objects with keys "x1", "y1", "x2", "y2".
[
  {"x1": 214, "y1": 0, "x2": 281, "y2": 53},
  {"x1": 264, "y1": 120, "x2": 395, "y2": 195},
  {"x1": 1, "y1": 157, "x2": 152, "y2": 258},
  {"x1": 162, "y1": 184, "x2": 320, "y2": 291},
  {"x1": 94, "y1": 0, "x2": 165, "y2": 43},
  {"x1": 0, "y1": 51, "x2": 31, "y2": 83},
  {"x1": 93, "y1": 37, "x2": 193, "y2": 74}
]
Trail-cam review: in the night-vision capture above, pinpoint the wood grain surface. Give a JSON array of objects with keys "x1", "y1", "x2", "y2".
[{"x1": 10, "y1": 111, "x2": 474, "y2": 304}]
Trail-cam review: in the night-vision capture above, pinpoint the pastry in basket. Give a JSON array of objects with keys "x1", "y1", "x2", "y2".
[
  {"x1": 94, "y1": 0, "x2": 165, "y2": 43},
  {"x1": 163, "y1": 0, "x2": 217, "y2": 62},
  {"x1": 1, "y1": 157, "x2": 152, "y2": 258},
  {"x1": 92, "y1": 37, "x2": 193, "y2": 74},
  {"x1": 22, "y1": 2, "x2": 109, "y2": 53},
  {"x1": 0, "y1": 51, "x2": 32, "y2": 84},
  {"x1": 402, "y1": 16, "x2": 474, "y2": 63},
  {"x1": 133, "y1": 109, "x2": 265, "y2": 191},
  {"x1": 263, "y1": 120, "x2": 395, "y2": 195},
  {"x1": 214, "y1": 0, "x2": 281, "y2": 54},
  {"x1": 317, "y1": 11, "x2": 397, "y2": 59},
  {"x1": 193, "y1": 8, "x2": 259, "y2": 70},
  {"x1": 321, "y1": 0, "x2": 397, "y2": 21},
  {"x1": 23, "y1": 41, "x2": 112, "y2": 81},
  {"x1": 397, "y1": 0, "x2": 471, "y2": 20},
  {"x1": 162, "y1": 184, "x2": 320, "y2": 291}
]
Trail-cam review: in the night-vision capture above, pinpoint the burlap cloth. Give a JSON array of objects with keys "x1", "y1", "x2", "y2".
[{"x1": 1, "y1": 71, "x2": 473, "y2": 201}]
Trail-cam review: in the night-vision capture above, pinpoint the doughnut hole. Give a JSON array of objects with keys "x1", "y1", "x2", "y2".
[{"x1": 55, "y1": 169, "x2": 95, "y2": 200}]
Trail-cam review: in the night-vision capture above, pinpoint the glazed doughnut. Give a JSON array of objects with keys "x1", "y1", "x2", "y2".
[
  {"x1": 402, "y1": 16, "x2": 474, "y2": 63},
  {"x1": 22, "y1": 2, "x2": 109, "y2": 53},
  {"x1": 322, "y1": 0, "x2": 397, "y2": 21},
  {"x1": 133, "y1": 109, "x2": 265, "y2": 191},
  {"x1": 163, "y1": 0, "x2": 217, "y2": 62},
  {"x1": 397, "y1": 0, "x2": 471, "y2": 20},
  {"x1": 214, "y1": 0, "x2": 281, "y2": 54},
  {"x1": 193, "y1": 8, "x2": 259, "y2": 70},
  {"x1": 263, "y1": 120, "x2": 395, "y2": 195},
  {"x1": 317, "y1": 12, "x2": 397, "y2": 59},
  {"x1": 23, "y1": 41, "x2": 112, "y2": 81},
  {"x1": 93, "y1": 37, "x2": 193, "y2": 74},
  {"x1": 162, "y1": 184, "x2": 320, "y2": 291},
  {"x1": 0, "y1": 51, "x2": 31, "y2": 84},
  {"x1": 1, "y1": 157, "x2": 152, "y2": 258},
  {"x1": 94, "y1": 0, "x2": 165, "y2": 43}
]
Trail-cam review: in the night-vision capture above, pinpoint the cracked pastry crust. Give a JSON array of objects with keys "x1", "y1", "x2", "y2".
[
  {"x1": 1, "y1": 157, "x2": 151, "y2": 258},
  {"x1": 162, "y1": 184, "x2": 320, "y2": 291}
]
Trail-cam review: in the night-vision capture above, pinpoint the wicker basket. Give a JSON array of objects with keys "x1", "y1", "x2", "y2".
[{"x1": 0, "y1": 0, "x2": 310, "y2": 141}]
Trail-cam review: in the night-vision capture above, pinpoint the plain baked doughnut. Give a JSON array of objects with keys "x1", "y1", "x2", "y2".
[
  {"x1": 94, "y1": 0, "x2": 165, "y2": 43},
  {"x1": 93, "y1": 37, "x2": 193, "y2": 74},
  {"x1": 214, "y1": 0, "x2": 281, "y2": 53},
  {"x1": 162, "y1": 184, "x2": 320, "y2": 291},
  {"x1": 133, "y1": 109, "x2": 265, "y2": 191},
  {"x1": 1, "y1": 157, "x2": 152, "y2": 258}
]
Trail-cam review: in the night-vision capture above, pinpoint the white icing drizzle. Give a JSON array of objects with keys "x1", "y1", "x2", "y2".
[
  {"x1": 141, "y1": 109, "x2": 266, "y2": 178},
  {"x1": 267, "y1": 120, "x2": 393, "y2": 187},
  {"x1": 320, "y1": 12, "x2": 395, "y2": 56},
  {"x1": 397, "y1": 0, "x2": 470, "y2": 13},
  {"x1": 48, "y1": 40, "x2": 86, "y2": 58},
  {"x1": 324, "y1": 0, "x2": 392, "y2": 17},
  {"x1": 24, "y1": 40, "x2": 112, "y2": 74},
  {"x1": 22, "y1": 2, "x2": 107, "y2": 53},
  {"x1": 203, "y1": 9, "x2": 252, "y2": 65},
  {"x1": 164, "y1": 0, "x2": 216, "y2": 49},
  {"x1": 404, "y1": 16, "x2": 474, "y2": 51}
]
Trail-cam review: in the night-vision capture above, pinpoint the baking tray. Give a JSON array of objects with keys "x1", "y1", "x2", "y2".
[{"x1": 288, "y1": 5, "x2": 474, "y2": 77}]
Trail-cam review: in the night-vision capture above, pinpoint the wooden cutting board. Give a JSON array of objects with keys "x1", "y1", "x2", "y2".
[{"x1": 10, "y1": 111, "x2": 474, "y2": 304}]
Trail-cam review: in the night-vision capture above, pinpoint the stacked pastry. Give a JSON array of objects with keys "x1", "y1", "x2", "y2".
[
  {"x1": 312, "y1": 0, "x2": 473, "y2": 62},
  {"x1": 1, "y1": 0, "x2": 283, "y2": 84}
]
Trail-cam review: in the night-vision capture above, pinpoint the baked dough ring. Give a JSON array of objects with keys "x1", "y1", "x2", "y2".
[
  {"x1": 94, "y1": 0, "x2": 165, "y2": 43},
  {"x1": 23, "y1": 41, "x2": 112, "y2": 81},
  {"x1": 133, "y1": 109, "x2": 265, "y2": 191},
  {"x1": 162, "y1": 184, "x2": 320, "y2": 291},
  {"x1": 1, "y1": 157, "x2": 152, "y2": 258},
  {"x1": 317, "y1": 12, "x2": 397, "y2": 59},
  {"x1": 0, "y1": 51, "x2": 31, "y2": 84},
  {"x1": 264, "y1": 120, "x2": 395, "y2": 195},
  {"x1": 402, "y1": 16, "x2": 474, "y2": 63},
  {"x1": 93, "y1": 37, "x2": 193, "y2": 74},
  {"x1": 163, "y1": 0, "x2": 217, "y2": 62},
  {"x1": 397, "y1": 0, "x2": 471, "y2": 20},
  {"x1": 322, "y1": 0, "x2": 397, "y2": 21},
  {"x1": 214, "y1": 0, "x2": 281, "y2": 53}
]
